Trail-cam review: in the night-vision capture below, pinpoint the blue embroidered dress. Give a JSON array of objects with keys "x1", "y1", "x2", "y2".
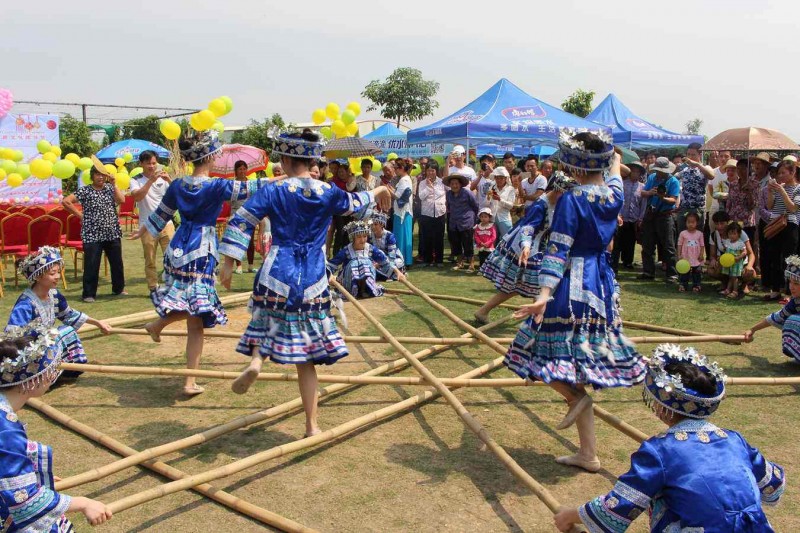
[
  {"x1": 220, "y1": 177, "x2": 373, "y2": 365},
  {"x1": 506, "y1": 176, "x2": 645, "y2": 387},
  {"x1": 481, "y1": 196, "x2": 549, "y2": 298},
  {"x1": 579, "y1": 419, "x2": 784, "y2": 532},
  {"x1": 765, "y1": 296, "x2": 800, "y2": 362},
  {"x1": 327, "y1": 244, "x2": 394, "y2": 298},
  {"x1": 369, "y1": 229, "x2": 404, "y2": 280},
  {"x1": 145, "y1": 176, "x2": 254, "y2": 328},
  {"x1": 6, "y1": 289, "x2": 88, "y2": 366},
  {"x1": 0, "y1": 395, "x2": 73, "y2": 532}
]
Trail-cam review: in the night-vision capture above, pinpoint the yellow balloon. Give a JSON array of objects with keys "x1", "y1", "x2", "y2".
[
  {"x1": 189, "y1": 113, "x2": 203, "y2": 131},
  {"x1": 30, "y1": 159, "x2": 52, "y2": 179},
  {"x1": 123, "y1": 152, "x2": 133, "y2": 163},
  {"x1": 373, "y1": 159, "x2": 382, "y2": 172},
  {"x1": 346, "y1": 122, "x2": 359, "y2": 136},
  {"x1": 11, "y1": 150, "x2": 24, "y2": 162},
  {"x1": 387, "y1": 152, "x2": 398, "y2": 161},
  {"x1": 42, "y1": 152, "x2": 57, "y2": 163},
  {"x1": 104, "y1": 164, "x2": 118, "y2": 176},
  {"x1": 719, "y1": 253, "x2": 735, "y2": 268},
  {"x1": 115, "y1": 157, "x2": 125, "y2": 167},
  {"x1": 65, "y1": 153, "x2": 80, "y2": 165},
  {"x1": 208, "y1": 98, "x2": 227, "y2": 117},
  {"x1": 0, "y1": 148, "x2": 11, "y2": 160},
  {"x1": 50, "y1": 146, "x2": 62, "y2": 157},
  {"x1": 265, "y1": 162, "x2": 274, "y2": 178},
  {"x1": 115, "y1": 173, "x2": 131, "y2": 190},
  {"x1": 332, "y1": 120, "x2": 347, "y2": 137},
  {"x1": 160, "y1": 119, "x2": 181, "y2": 140},
  {"x1": 311, "y1": 108, "x2": 326, "y2": 125},
  {"x1": 0, "y1": 168, "x2": 5, "y2": 179},
  {"x1": 195, "y1": 109, "x2": 216, "y2": 131},
  {"x1": 346, "y1": 102, "x2": 361, "y2": 116},
  {"x1": 7, "y1": 173, "x2": 23, "y2": 187},
  {"x1": 220, "y1": 96, "x2": 233, "y2": 114},
  {"x1": 325, "y1": 102, "x2": 340, "y2": 120},
  {"x1": 675, "y1": 259, "x2": 691, "y2": 275}
]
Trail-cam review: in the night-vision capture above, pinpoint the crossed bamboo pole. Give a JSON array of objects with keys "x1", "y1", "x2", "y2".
[
  {"x1": 329, "y1": 279, "x2": 582, "y2": 529},
  {"x1": 398, "y1": 279, "x2": 649, "y2": 444},
  {"x1": 107, "y1": 326, "x2": 746, "y2": 346},
  {"x1": 57, "y1": 316, "x2": 513, "y2": 491},
  {"x1": 27, "y1": 399, "x2": 316, "y2": 533}
]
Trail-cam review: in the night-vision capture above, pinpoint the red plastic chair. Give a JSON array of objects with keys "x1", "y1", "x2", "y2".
[
  {"x1": 216, "y1": 201, "x2": 231, "y2": 237},
  {"x1": 64, "y1": 215, "x2": 108, "y2": 280},
  {"x1": 5, "y1": 205, "x2": 24, "y2": 214},
  {"x1": 15, "y1": 215, "x2": 67, "y2": 289},
  {"x1": 21, "y1": 206, "x2": 46, "y2": 219},
  {"x1": 0, "y1": 213, "x2": 33, "y2": 287},
  {"x1": 49, "y1": 208, "x2": 71, "y2": 245},
  {"x1": 118, "y1": 195, "x2": 136, "y2": 230}
]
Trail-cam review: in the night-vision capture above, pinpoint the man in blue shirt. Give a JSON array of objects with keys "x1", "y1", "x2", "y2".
[{"x1": 639, "y1": 157, "x2": 680, "y2": 281}]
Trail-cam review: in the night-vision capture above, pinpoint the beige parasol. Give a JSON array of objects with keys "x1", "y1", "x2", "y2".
[{"x1": 702, "y1": 127, "x2": 800, "y2": 152}]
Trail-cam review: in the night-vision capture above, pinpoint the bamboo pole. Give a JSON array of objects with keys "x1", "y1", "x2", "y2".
[
  {"x1": 399, "y1": 279, "x2": 647, "y2": 445},
  {"x1": 330, "y1": 279, "x2": 579, "y2": 528},
  {"x1": 385, "y1": 286, "x2": 741, "y2": 344},
  {"x1": 57, "y1": 316, "x2": 513, "y2": 491},
  {"x1": 107, "y1": 327, "x2": 516, "y2": 345},
  {"x1": 27, "y1": 399, "x2": 317, "y2": 533},
  {"x1": 61, "y1": 362, "x2": 536, "y2": 388},
  {"x1": 726, "y1": 376, "x2": 800, "y2": 385},
  {"x1": 104, "y1": 351, "x2": 584, "y2": 533},
  {"x1": 78, "y1": 292, "x2": 253, "y2": 333}
]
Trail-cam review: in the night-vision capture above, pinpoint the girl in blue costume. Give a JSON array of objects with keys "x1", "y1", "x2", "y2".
[
  {"x1": 475, "y1": 172, "x2": 577, "y2": 325},
  {"x1": 7, "y1": 247, "x2": 112, "y2": 381},
  {"x1": 555, "y1": 344, "x2": 784, "y2": 532},
  {"x1": 743, "y1": 254, "x2": 800, "y2": 361},
  {"x1": 368, "y1": 211, "x2": 405, "y2": 279},
  {"x1": 0, "y1": 322, "x2": 112, "y2": 530},
  {"x1": 219, "y1": 131, "x2": 394, "y2": 437},
  {"x1": 509, "y1": 131, "x2": 645, "y2": 473},
  {"x1": 327, "y1": 220, "x2": 405, "y2": 298},
  {"x1": 131, "y1": 130, "x2": 256, "y2": 396}
]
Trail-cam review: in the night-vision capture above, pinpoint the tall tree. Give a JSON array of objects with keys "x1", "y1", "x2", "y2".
[
  {"x1": 120, "y1": 115, "x2": 167, "y2": 145},
  {"x1": 362, "y1": 68, "x2": 440, "y2": 127},
  {"x1": 561, "y1": 89, "x2": 595, "y2": 118},
  {"x1": 230, "y1": 114, "x2": 286, "y2": 159},
  {"x1": 59, "y1": 114, "x2": 99, "y2": 156},
  {"x1": 685, "y1": 118, "x2": 703, "y2": 135}
]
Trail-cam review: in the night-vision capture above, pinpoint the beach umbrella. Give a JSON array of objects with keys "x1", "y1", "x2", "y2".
[
  {"x1": 95, "y1": 139, "x2": 170, "y2": 163},
  {"x1": 702, "y1": 127, "x2": 800, "y2": 152},
  {"x1": 322, "y1": 137, "x2": 382, "y2": 159},
  {"x1": 209, "y1": 144, "x2": 267, "y2": 178}
]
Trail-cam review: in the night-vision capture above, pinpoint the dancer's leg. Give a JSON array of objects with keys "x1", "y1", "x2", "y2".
[
  {"x1": 556, "y1": 405, "x2": 600, "y2": 472},
  {"x1": 548, "y1": 381, "x2": 592, "y2": 430},
  {"x1": 183, "y1": 316, "x2": 204, "y2": 394},
  {"x1": 231, "y1": 347, "x2": 264, "y2": 395},
  {"x1": 474, "y1": 292, "x2": 515, "y2": 322},
  {"x1": 144, "y1": 311, "x2": 189, "y2": 343},
  {"x1": 296, "y1": 362, "x2": 320, "y2": 436}
]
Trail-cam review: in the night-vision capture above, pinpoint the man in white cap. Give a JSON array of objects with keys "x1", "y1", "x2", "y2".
[{"x1": 446, "y1": 145, "x2": 477, "y2": 182}]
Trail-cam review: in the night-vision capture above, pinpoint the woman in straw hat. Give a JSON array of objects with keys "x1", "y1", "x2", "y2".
[
  {"x1": 509, "y1": 129, "x2": 645, "y2": 473},
  {"x1": 0, "y1": 322, "x2": 113, "y2": 530},
  {"x1": 131, "y1": 130, "x2": 258, "y2": 396},
  {"x1": 219, "y1": 131, "x2": 394, "y2": 437}
]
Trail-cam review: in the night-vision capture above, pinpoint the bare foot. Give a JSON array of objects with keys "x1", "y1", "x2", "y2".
[
  {"x1": 303, "y1": 428, "x2": 322, "y2": 438},
  {"x1": 473, "y1": 311, "x2": 489, "y2": 325},
  {"x1": 556, "y1": 453, "x2": 601, "y2": 473},
  {"x1": 556, "y1": 395, "x2": 593, "y2": 430},
  {"x1": 144, "y1": 322, "x2": 161, "y2": 343},
  {"x1": 182, "y1": 384, "x2": 205, "y2": 396},
  {"x1": 231, "y1": 367, "x2": 260, "y2": 395}
]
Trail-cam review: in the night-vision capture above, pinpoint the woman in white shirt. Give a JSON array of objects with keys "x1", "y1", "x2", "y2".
[
  {"x1": 417, "y1": 162, "x2": 448, "y2": 266},
  {"x1": 489, "y1": 167, "x2": 517, "y2": 238}
]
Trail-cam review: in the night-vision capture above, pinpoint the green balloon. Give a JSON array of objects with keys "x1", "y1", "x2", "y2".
[
  {"x1": 77, "y1": 157, "x2": 93, "y2": 171},
  {"x1": 53, "y1": 159, "x2": 76, "y2": 179},
  {"x1": 11, "y1": 150, "x2": 24, "y2": 162},
  {"x1": 15, "y1": 163, "x2": 30, "y2": 179},
  {"x1": 1, "y1": 160, "x2": 16, "y2": 174}
]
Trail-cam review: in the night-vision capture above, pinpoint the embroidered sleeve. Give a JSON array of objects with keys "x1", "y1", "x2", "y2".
[
  {"x1": 539, "y1": 194, "x2": 579, "y2": 290},
  {"x1": 331, "y1": 186, "x2": 373, "y2": 218},
  {"x1": 738, "y1": 433, "x2": 785, "y2": 506},
  {"x1": 578, "y1": 441, "x2": 664, "y2": 533},
  {"x1": 7, "y1": 296, "x2": 36, "y2": 328},
  {"x1": 54, "y1": 291, "x2": 88, "y2": 329},
  {"x1": 0, "y1": 421, "x2": 70, "y2": 532},
  {"x1": 326, "y1": 247, "x2": 348, "y2": 276},
  {"x1": 396, "y1": 186, "x2": 412, "y2": 208},
  {"x1": 219, "y1": 185, "x2": 271, "y2": 261},
  {"x1": 370, "y1": 246, "x2": 394, "y2": 278},
  {"x1": 518, "y1": 202, "x2": 547, "y2": 249},
  {"x1": 766, "y1": 299, "x2": 797, "y2": 328},
  {"x1": 226, "y1": 178, "x2": 258, "y2": 203},
  {"x1": 145, "y1": 179, "x2": 178, "y2": 236},
  {"x1": 385, "y1": 233, "x2": 398, "y2": 263}
]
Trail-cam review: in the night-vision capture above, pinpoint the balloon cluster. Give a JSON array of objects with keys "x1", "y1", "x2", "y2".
[
  {"x1": 0, "y1": 88, "x2": 12, "y2": 119},
  {"x1": 159, "y1": 96, "x2": 233, "y2": 144},
  {"x1": 0, "y1": 140, "x2": 82, "y2": 193},
  {"x1": 310, "y1": 101, "x2": 361, "y2": 140}
]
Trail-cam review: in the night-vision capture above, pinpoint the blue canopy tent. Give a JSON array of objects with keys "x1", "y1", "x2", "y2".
[
  {"x1": 586, "y1": 94, "x2": 704, "y2": 149},
  {"x1": 475, "y1": 144, "x2": 556, "y2": 159},
  {"x1": 363, "y1": 123, "x2": 408, "y2": 156},
  {"x1": 407, "y1": 79, "x2": 610, "y2": 155},
  {"x1": 96, "y1": 139, "x2": 170, "y2": 163}
]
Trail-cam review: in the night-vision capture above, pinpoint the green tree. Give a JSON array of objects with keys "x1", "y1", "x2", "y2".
[
  {"x1": 362, "y1": 68, "x2": 440, "y2": 127},
  {"x1": 685, "y1": 118, "x2": 703, "y2": 135},
  {"x1": 561, "y1": 89, "x2": 595, "y2": 118},
  {"x1": 59, "y1": 115, "x2": 99, "y2": 156},
  {"x1": 230, "y1": 114, "x2": 286, "y2": 159},
  {"x1": 120, "y1": 115, "x2": 166, "y2": 145}
]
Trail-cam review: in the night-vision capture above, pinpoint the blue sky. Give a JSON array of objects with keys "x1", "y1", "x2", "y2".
[{"x1": 5, "y1": 0, "x2": 798, "y2": 139}]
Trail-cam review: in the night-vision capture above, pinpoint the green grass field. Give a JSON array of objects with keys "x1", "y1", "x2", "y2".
[{"x1": 0, "y1": 238, "x2": 796, "y2": 532}]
